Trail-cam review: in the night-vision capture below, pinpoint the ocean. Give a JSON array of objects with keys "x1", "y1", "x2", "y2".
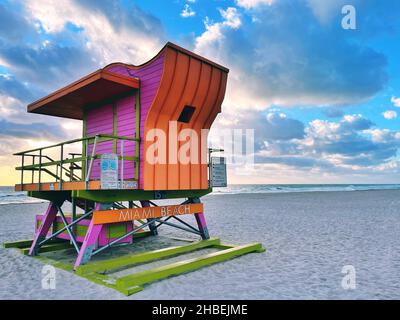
[{"x1": 1, "y1": 184, "x2": 400, "y2": 205}]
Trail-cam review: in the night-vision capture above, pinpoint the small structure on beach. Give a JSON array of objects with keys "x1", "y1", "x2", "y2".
[{"x1": 7, "y1": 42, "x2": 264, "y2": 295}]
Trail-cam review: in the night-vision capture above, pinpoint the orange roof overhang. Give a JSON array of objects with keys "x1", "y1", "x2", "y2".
[{"x1": 27, "y1": 69, "x2": 140, "y2": 120}]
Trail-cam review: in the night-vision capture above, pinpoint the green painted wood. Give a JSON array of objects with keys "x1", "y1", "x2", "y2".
[
  {"x1": 6, "y1": 236, "x2": 265, "y2": 297},
  {"x1": 135, "y1": 92, "x2": 140, "y2": 181},
  {"x1": 116, "y1": 243, "x2": 265, "y2": 289},
  {"x1": 72, "y1": 188, "x2": 212, "y2": 202},
  {"x1": 17, "y1": 155, "x2": 137, "y2": 171},
  {"x1": 120, "y1": 285, "x2": 144, "y2": 295},
  {"x1": 14, "y1": 134, "x2": 139, "y2": 156},
  {"x1": 21, "y1": 241, "x2": 73, "y2": 255},
  {"x1": 82, "y1": 112, "x2": 87, "y2": 179},
  {"x1": 3, "y1": 237, "x2": 65, "y2": 249},
  {"x1": 76, "y1": 237, "x2": 221, "y2": 275},
  {"x1": 108, "y1": 223, "x2": 127, "y2": 239}
]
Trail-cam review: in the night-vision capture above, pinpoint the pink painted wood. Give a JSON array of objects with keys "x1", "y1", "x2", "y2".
[
  {"x1": 74, "y1": 203, "x2": 104, "y2": 269},
  {"x1": 29, "y1": 201, "x2": 62, "y2": 255},
  {"x1": 106, "y1": 53, "x2": 165, "y2": 188}
]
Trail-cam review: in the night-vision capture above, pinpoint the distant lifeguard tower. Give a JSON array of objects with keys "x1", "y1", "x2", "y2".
[{"x1": 8, "y1": 43, "x2": 264, "y2": 295}]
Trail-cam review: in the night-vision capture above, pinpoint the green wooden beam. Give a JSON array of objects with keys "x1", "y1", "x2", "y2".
[
  {"x1": 82, "y1": 112, "x2": 87, "y2": 179},
  {"x1": 116, "y1": 242, "x2": 265, "y2": 290},
  {"x1": 76, "y1": 237, "x2": 221, "y2": 275},
  {"x1": 3, "y1": 237, "x2": 66, "y2": 249},
  {"x1": 21, "y1": 241, "x2": 73, "y2": 255}
]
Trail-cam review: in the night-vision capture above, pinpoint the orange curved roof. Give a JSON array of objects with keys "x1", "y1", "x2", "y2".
[{"x1": 141, "y1": 43, "x2": 229, "y2": 190}]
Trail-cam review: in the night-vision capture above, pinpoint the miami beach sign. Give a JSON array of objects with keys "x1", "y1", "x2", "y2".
[{"x1": 93, "y1": 203, "x2": 203, "y2": 225}]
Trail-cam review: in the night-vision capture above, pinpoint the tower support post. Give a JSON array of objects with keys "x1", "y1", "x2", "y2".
[
  {"x1": 29, "y1": 200, "x2": 64, "y2": 256},
  {"x1": 191, "y1": 197, "x2": 210, "y2": 240},
  {"x1": 73, "y1": 202, "x2": 110, "y2": 269},
  {"x1": 140, "y1": 200, "x2": 158, "y2": 236}
]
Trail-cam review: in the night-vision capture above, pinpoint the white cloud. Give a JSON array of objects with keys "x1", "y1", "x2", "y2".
[
  {"x1": 195, "y1": 7, "x2": 241, "y2": 55},
  {"x1": 220, "y1": 7, "x2": 242, "y2": 29},
  {"x1": 25, "y1": 0, "x2": 164, "y2": 66},
  {"x1": 181, "y1": 4, "x2": 196, "y2": 18},
  {"x1": 391, "y1": 96, "x2": 400, "y2": 107},
  {"x1": 0, "y1": 94, "x2": 23, "y2": 117},
  {"x1": 194, "y1": 1, "x2": 387, "y2": 115},
  {"x1": 382, "y1": 110, "x2": 397, "y2": 119},
  {"x1": 235, "y1": 0, "x2": 274, "y2": 9},
  {"x1": 306, "y1": 0, "x2": 350, "y2": 24}
]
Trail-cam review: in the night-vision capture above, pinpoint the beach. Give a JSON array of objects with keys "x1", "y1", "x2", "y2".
[{"x1": 1, "y1": 189, "x2": 400, "y2": 299}]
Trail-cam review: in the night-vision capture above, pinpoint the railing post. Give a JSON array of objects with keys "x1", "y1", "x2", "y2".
[
  {"x1": 21, "y1": 154, "x2": 24, "y2": 187},
  {"x1": 60, "y1": 144, "x2": 63, "y2": 190},
  {"x1": 31, "y1": 155, "x2": 35, "y2": 184},
  {"x1": 86, "y1": 135, "x2": 98, "y2": 189},
  {"x1": 85, "y1": 139, "x2": 89, "y2": 181},
  {"x1": 120, "y1": 139, "x2": 124, "y2": 189},
  {"x1": 71, "y1": 197, "x2": 77, "y2": 243},
  {"x1": 70, "y1": 154, "x2": 75, "y2": 182},
  {"x1": 38, "y1": 150, "x2": 42, "y2": 191}
]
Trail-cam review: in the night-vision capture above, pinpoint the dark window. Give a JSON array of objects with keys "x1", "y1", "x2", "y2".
[{"x1": 178, "y1": 105, "x2": 196, "y2": 123}]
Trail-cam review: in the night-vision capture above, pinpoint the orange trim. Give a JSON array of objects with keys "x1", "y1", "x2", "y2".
[
  {"x1": 93, "y1": 203, "x2": 203, "y2": 225},
  {"x1": 104, "y1": 42, "x2": 229, "y2": 74},
  {"x1": 27, "y1": 70, "x2": 139, "y2": 119}
]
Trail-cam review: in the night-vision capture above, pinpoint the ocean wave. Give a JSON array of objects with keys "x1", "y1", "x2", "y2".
[{"x1": 211, "y1": 184, "x2": 400, "y2": 195}]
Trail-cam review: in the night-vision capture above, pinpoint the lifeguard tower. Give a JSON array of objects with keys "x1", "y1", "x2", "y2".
[{"x1": 6, "y1": 43, "x2": 264, "y2": 295}]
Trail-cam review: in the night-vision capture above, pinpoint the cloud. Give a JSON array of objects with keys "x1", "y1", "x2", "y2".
[
  {"x1": 0, "y1": 119, "x2": 66, "y2": 140},
  {"x1": 217, "y1": 110, "x2": 400, "y2": 174},
  {"x1": 181, "y1": 4, "x2": 196, "y2": 18},
  {"x1": 306, "y1": 0, "x2": 350, "y2": 24},
  {"x1": 195, "y1": 7, "x2": 241, "y2": 54},
  {"x1": 0, "y1": 2, "x2": 34, "y2": 43},
  {"x1": 263, "y1": 112, "x2": 305, "y2": 141},
  {"x1": 195, "y1": 0, "x2": 389, "y2": 112},
  {"x1": 382, "y1": 110, "x2": 397, "y2": 119},
  {"x1": 0, "y1": 41, "x2": 93, "y2": 91},
  {"x1": 25, "y1": 0, "x2": 165, "y2": 65},
  {"x1": 323, "y1": 108, "x2": 344, "y2": 118},
  {"x1": 296, "y1": 115, "x2": 398, "y2": 167},
  {"x1": 235, "y1": 0, "x2": 274, "y2": 10},
  {"x1": 0, "y1": 74, "x2": 37, "y2": 102},
  {"x1": 391, "y1": 96, "x2": 400, "y2": 107}
]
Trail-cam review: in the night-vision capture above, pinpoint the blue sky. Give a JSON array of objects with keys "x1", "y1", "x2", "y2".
[{"x1": 0, "y1": 0, "x2": 400, "y2": 184}]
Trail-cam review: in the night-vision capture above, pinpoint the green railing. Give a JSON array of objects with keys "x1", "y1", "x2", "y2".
[{"x1": 14, "y1": 134, "x2": 140, "y2": 189}]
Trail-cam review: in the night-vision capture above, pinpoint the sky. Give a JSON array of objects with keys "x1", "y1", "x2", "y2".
[{"x1": 0, "y1": 0, "x2": 400, "y2": 185}]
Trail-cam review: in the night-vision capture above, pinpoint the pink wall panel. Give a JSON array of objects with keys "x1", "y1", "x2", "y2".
[
  {"x1": 86, "y1": 104, "x2": 113, "y2": 179},
  {"x1": 106, "y1": 53, "x2": 165, "y2": 188},
  {"x1": 85, "y1": 94, "x2": 138, "y2": 181},
  {"x1": 116, "y1": 94, "x2": 135, "y2": 180}
]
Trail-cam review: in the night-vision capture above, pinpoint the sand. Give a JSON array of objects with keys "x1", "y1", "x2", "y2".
[{"x1": 1, "y1": 190, "x2": 400, "y2": 299}]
